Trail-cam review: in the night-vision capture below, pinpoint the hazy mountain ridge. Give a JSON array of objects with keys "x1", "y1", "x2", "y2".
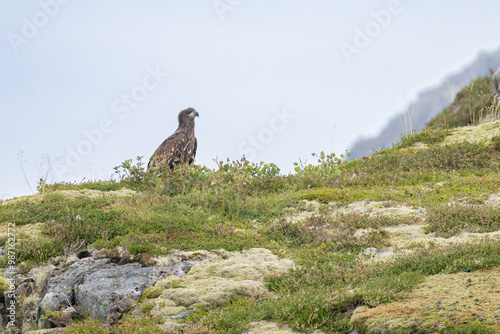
[{"x1": 349, "y1": 49, "x2": 500, "y2": 159}]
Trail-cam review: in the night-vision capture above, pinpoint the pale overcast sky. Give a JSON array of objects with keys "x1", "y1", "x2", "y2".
[{"x1": 1, "y1": 0, "x2": 500, "y2": 199}]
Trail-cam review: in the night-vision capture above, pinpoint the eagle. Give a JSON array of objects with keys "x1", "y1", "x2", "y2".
[{"x1": 148, "y1": 107, "x2": 199, "y2": 171}]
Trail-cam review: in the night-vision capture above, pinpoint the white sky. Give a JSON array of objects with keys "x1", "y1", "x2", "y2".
[{"x1": 1, "y1": 0, "x2": 500, "y2": 199}]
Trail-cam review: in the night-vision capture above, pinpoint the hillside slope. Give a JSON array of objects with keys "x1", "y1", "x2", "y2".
[
  {"x1": 349, "y1": 49, "x2": 500, "y2": 159},
  {"x1": 1, "y1": 121, "x2": 500, "y2": 333}
]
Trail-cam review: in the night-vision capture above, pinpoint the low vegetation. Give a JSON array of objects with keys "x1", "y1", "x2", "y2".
[
  {"x1": 2, "y1": 75, "x2": 500, "y2": 333},
  {"x1": 426, "y1": 74, "x2": 499, "y2": 129}
]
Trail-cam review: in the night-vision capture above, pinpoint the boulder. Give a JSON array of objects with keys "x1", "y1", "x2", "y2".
[
  {"x1": 38, "y1": 257, "x2": 194, "y2": 327},
  {"x1": 39, "y1": 258, "x2": 108, "y2": 316},
  {"x1": 145, "y1": 248, "x2": 294, "y2": 315},
  {"x1": 74, "y1": 263, "x2": 175, "y2": 322}
]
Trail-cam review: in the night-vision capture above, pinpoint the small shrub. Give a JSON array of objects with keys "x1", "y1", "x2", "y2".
[
  {"x1": 398, "y1": 128, "x2": 449, "y2": 149},
  {"x1": 115, "y1": 316, "x2": 164, "y2": 334},
  {"x1": 444, "y1": 322, "x2": 498, "y2": 334},
  {"x1": 0, "y1": 276, "x2": 10, "y2": 296},
  {"x1": 492, "y1": 135, "x2": 500, "y2": 150},
  {"x1": 427, "y1": 76, "x2": 495, "y2": 129},
  {"x1": 62, "y1": 317, "x2": 111, "y2": 334},
  {"x1": 114, "y1": 156, "x2": 161, "y2": 190},
  {"x1": 182, "y1": 297, "x2": 271, "y2": 334},
  {"x1": 17, "y1": 239, "x2": 65, "y2": 263},
  {"x1": 294, "y1": 152, "x2": 348, "y2": 180},
  {"x1": 271, "y1": 287, "x2": 354, "y2": 332},
  {"x1": 361, "y1": 271, "x2": 424, "y2": 306}
]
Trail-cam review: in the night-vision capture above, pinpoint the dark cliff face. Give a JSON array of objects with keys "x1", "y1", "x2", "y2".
[{"x1": 348, "y1": 49, "x2": 500, "y2": 160}]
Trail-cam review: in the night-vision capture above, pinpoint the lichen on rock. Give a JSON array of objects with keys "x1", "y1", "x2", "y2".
[
  {"x1": 334, "y1": 200, "x2": 426, "y2": 219},
  {"x1": 147, "y1": 248, "x2": 294, "y2": 314},
  {"x1": 351, "y1": 267, "x2": 500, "y2": 333}
]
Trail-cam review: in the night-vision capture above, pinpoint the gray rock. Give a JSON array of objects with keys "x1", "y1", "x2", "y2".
[
  {"x1": 173, "y1": 261, "x2": 194, "y2": 277},
  {"x1": 44, "y1": 306, "x2": 81, "y2": 328},
  {"x1": 163, "y1": 309, "x2": 195, "y2": 320},
  {"x1": 74, "y1": 263, "x2": 174, "y2": 322},
  {"x1": 39, "y1": 258, "x2": 109, "y2": 326},
  {"x1": 16, "y1": 281, "x2": 34, "y2": 298},
  {"x1": 3, "y1": 266, "x2": 18, "y2": 279},
  {"x1": 24, "y1": 329, "x2": 65, "y2": 334},
  {"x1": 37, "y1": 255, "x2": 194, "y2": 327}
]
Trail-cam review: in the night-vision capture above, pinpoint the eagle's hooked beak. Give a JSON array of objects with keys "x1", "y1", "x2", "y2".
[{"x1": 194, "y1": 111, "x2": 199, "y2": 117}]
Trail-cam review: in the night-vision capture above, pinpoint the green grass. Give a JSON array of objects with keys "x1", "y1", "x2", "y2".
[
  {"x1": 1, "y1": 151, "x2": 499, "y2": 332},
  {"x1": 444, "y1": 322, "x2": 498, "y2": 334},
  {"x1": 174, "y1": 241, "x2": 500, "y2": 333},
  {"x1": 397, "y1": 127, "x2": 450, "y2": 149},
  {"x1": 2, "y1": 115, "x2": 500, "y2": 333},
  {"x1": 493, "y1": 135, "x2": 500, "y2": 150},
  {"x1": 43, "y1": 180, "x2": 127, "y2": 192},
  {"x1": 426, "y1": 75, "x2": 496, "y2": 129},
  {"x1": 425, "y1": 203, "x2": 500, "y2": 237}
]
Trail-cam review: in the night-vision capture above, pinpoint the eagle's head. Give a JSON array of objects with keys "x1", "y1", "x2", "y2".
[{"x1": 178, "y1": 107, "x2": 199, "y2": 127}]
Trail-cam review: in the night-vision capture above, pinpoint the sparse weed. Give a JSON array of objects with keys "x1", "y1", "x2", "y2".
[
  {"x1": 427, "y1": 76, "x2": 496, "y2": 128},
  {"x1": 63, "y1": 317, "x2": 111, "y2": 334},
  {"x1": 425, "y1": 204, "x2": 500, "y2": 237}
]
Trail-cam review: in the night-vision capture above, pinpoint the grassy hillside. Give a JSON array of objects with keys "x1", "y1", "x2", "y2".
[
  {"x1": 348, "y1": 49, "x2": 500, "y2": 160},
  {"x1": 426, "y1": 75, "x2": 498, "y2": 129},
  {"x1": 2, "y1": 128, "x2": 500, "y2": 331}
]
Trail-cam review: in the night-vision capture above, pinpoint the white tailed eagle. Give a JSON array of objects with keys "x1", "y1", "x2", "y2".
[{"x1": 148, "y1": 107, "x2": 199, "y2": 171}]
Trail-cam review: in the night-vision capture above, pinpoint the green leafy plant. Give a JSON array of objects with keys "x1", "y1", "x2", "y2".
[
  {"x1": 113, "y1": 156, "x2": 160, "y2": 190},
  {"x1": 216, "y1": 157, "x2": 280, "y2": 177},
  {"x1": 492, "y1": 135, "x2": 500, "y2": 150},
  {"x1": 294, "y1": 151, "x2": 349, "y2": 179}
]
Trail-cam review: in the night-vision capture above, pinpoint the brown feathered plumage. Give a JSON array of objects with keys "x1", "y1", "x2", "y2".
[{"x1": 148, "y1": 107, "x2": 199, "y2": 171}]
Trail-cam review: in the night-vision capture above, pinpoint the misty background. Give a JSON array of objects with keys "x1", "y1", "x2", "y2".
[{"x1": 1, "y1": 0, "x2": 500, "y2": 200}]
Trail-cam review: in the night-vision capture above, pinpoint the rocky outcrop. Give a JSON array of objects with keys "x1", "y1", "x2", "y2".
[
  {"x1": 349, "y1": 49, "x2": 500, "y2": 159},
  {"x1": 38, "y1": 257, "x2": 193, "y2": 327},
  {"x1": 334, "y1": 200, "x2": 426, "y2": 219},
  {"x1": 75, "y1": 262, "x2": 181, "y2": 323},
  {"x1": 141, "y1": 248, "x2": 294, "y2": 326},
  {"x1": 0, "y1": 247, "x2": 195, "y2": 331},
  {"x1": 39, "y1": 259, "x2": 108, "y2": 317},
  {"x1": 1, "y1": 247, "x2": 294, "y2": 332}
]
